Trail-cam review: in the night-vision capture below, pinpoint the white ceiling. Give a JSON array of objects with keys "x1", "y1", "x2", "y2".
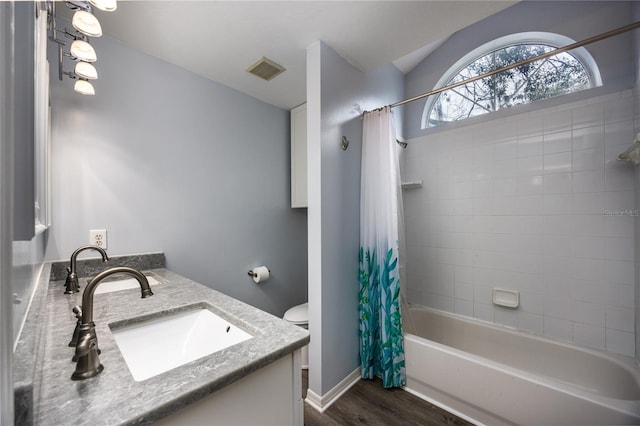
[{"x1": 86, "y1": 1, "x2": 516, "y2": 110}]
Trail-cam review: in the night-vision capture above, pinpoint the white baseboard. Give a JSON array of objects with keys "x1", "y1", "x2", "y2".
[{"x1": 305, "y1": 368, "x2": 360, "y2": 413}]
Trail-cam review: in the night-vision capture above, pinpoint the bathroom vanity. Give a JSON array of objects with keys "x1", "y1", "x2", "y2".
[{"x1": 14, "y1": 253, "x2": 309, "y2": 425}]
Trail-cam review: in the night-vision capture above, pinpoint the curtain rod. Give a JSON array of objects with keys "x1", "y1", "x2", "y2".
[{"x1": 366, "y1": 21, "x2": 640, "y2": 114}]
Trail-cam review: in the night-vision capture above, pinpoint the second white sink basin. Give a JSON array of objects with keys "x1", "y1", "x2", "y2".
[
  {"x1": 94, "y1": 275, "x2": 162, "y2": 295},
  {"x1": 111, "y1": 308, "x2": 253, "y2": 381}
]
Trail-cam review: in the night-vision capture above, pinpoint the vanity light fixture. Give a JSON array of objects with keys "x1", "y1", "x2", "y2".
[
  {"x1": 72, "y1": 10, "x2": 103, "y2": 37},
  {"x1": 69, "y1": 39, "x2": 97, "y2": 62},
  {"x1": 74, "y1": 79, "x2": 95, "y2": 96},
  {"x1": 74, "y1": 61, "x2": 98, "y2": 80},
  {"x1": 89, "y1": 0, "x2": 117, "y2": 12},
  {"x1": 47, "y1": 0, "x2": 115, "y2": 96}
]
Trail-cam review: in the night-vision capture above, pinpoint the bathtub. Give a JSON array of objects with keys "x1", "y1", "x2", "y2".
[{"x1": 402, "y1": 306, "x2": 640, "y2": 425}]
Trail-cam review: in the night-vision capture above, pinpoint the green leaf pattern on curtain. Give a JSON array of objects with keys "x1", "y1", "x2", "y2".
[{"x1": 359, "y1": 246, "x2": 405, "y2": 388}]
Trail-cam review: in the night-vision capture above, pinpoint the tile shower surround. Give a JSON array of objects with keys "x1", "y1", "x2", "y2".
[{"x1": 402, "y1": 89, "x2": 637, "y2": 357}]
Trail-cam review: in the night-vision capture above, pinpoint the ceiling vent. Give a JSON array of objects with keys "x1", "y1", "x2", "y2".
[{"x1": 246, "y1": 56, "x2": 286, "y2": 81}]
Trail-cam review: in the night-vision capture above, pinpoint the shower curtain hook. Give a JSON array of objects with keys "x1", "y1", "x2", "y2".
[{"x1": 341, "y1": 136, "x2": 349, "y2": 151}]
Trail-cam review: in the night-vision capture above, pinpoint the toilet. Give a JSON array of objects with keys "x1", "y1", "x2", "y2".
[{"x1": 283, "y1": 302, "x2": 309, "y2": 369}]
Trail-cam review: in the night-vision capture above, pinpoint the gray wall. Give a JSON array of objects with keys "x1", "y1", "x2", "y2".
[
  {"x1": 404, "y1": 1, "x2": 636, "y2": 139},
  {"x1": 46, "y1": 33, "x2": 307, "y2": 317},
  {"x1": 307, "y1": 41, "x2": 404, "y2": 396}
]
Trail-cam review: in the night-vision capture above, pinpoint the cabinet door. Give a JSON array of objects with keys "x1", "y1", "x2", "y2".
[
  {"x1": 291, "y1": 104, "x2": 307, "y2": 208},
  {"x1": 155, "y1": 353, "x2": 300, "y2": 425},
  {"x1": 13, "y1": 2, "x2": 36, "y2": 240}
]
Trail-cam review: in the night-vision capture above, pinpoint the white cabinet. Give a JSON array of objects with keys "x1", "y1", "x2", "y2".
[
  {"x1": 156, "y1": 351, "x2": 303, "y2": 425},
  {"x1": 290, "y1": 103, "x2": 307, "y2": 208}
]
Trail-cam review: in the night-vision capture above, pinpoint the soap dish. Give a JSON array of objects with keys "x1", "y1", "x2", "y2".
[{"x1": 493, "y1": 288, "x2": 519, "y2": 308}]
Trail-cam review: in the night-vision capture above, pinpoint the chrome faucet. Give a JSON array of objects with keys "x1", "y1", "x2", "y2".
[
  {"x1": 64, "y1": 245, "x2": 109, "y2": 294},
  {"x1": 71, "y1": 266, "x2": 153, "y2": 381}
]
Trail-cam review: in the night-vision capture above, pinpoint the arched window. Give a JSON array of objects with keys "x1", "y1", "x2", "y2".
[{"x1": 422, "y1": 32, "x2": 602, "y2": 128}]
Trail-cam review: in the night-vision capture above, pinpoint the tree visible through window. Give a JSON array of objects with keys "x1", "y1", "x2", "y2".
[{"x1": 424, "y1": 36, "x2": 600, "y2": 128}]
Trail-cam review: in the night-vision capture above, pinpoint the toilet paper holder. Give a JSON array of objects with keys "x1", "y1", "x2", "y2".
[
  {"x1": 248, "y1": 268, "x2": 270, "y2": 278},
  {"x1": 248, "y1": 266, "x2": 270, "y2": 284}
]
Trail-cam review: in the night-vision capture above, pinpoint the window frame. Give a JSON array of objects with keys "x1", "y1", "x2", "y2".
[{"x1": 421, "y1": 32, "x2": 602, "y2": 129}]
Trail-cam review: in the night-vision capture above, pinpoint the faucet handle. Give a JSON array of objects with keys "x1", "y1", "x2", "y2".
[
  {"x1": 64, "y1": 271, "x2": 79, "y2": 294},
  {"x1": 72, "y1": 305, "x2": 82, "y2": 319},
  {"x1": 68, "y1": 305, "x2": 83, "y2": 349},
  {"x1": 63, "y1": 267, "x2": 72, "y2": 290},
  {"x1": 64, "y1": 272, "x2": 80, "y2": 294}
]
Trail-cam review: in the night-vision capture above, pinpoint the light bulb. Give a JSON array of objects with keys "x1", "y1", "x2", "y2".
[
  {"x1": 74, "y1": 79, "x2": 95, "y2": 95},
  {"x1": 72, "y1": 10, "x2": 102, "y2": 37},
  {"x1": 75, "y1": 61, "x2": 98, "y2": 80},
  {"x1": 70, "y1": 40, "x2": 97, "y2": 62},
  {"x1": 88, "y1": 0, "x2": 117, "y2": 11}
]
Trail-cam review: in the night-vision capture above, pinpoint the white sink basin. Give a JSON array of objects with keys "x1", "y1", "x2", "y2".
[
  {"x1": 94, "y1": 275, "x2": 162, "y2": 295},
  {"x1": 111, "y1": 308, "x2": 253, "y2": 381}
]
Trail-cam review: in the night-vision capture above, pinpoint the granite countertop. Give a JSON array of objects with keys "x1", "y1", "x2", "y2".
[{"x1": 14, "y1": 254, "x2": 309, "y2": 425}]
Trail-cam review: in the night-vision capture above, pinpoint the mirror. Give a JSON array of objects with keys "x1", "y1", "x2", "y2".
[{"x1": 34, "y1": 3, "x2": 50, "y2": 232}]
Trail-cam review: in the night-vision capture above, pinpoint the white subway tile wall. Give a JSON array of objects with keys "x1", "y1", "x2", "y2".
[{"x1": 403, "y1": 89, "x2": 637, "y2": 357}]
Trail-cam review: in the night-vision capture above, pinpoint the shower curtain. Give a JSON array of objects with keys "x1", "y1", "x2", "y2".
[{"x1": 358, "y1": 106, "x2": 405, "y2": 388}]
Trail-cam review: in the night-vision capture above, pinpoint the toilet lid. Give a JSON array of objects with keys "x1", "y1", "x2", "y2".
[{"x1": 284, "y1": 302, "x2": 308, "y2": 324}]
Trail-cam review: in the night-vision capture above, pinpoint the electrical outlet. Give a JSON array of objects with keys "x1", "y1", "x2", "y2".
[{"x1": 90, "y1": 229, "x2": 107, "y2": 250}]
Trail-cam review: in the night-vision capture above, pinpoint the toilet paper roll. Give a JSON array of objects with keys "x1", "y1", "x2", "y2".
[{"x1": 250, "y1": 266, "x2": 270, "y2": 283}]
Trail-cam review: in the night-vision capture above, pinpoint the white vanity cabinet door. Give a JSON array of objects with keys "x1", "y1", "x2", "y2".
[
  {"x1": 291, "y1": 103, "x2": 307, "y2": 208},
  {"x1": 156, "y1": 351, "x2": 302, "y2": 425}
]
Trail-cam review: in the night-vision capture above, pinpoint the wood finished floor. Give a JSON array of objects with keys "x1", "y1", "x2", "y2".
[{"x1": 302, "y1": 371, "x2": 474, "y2": 426}]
